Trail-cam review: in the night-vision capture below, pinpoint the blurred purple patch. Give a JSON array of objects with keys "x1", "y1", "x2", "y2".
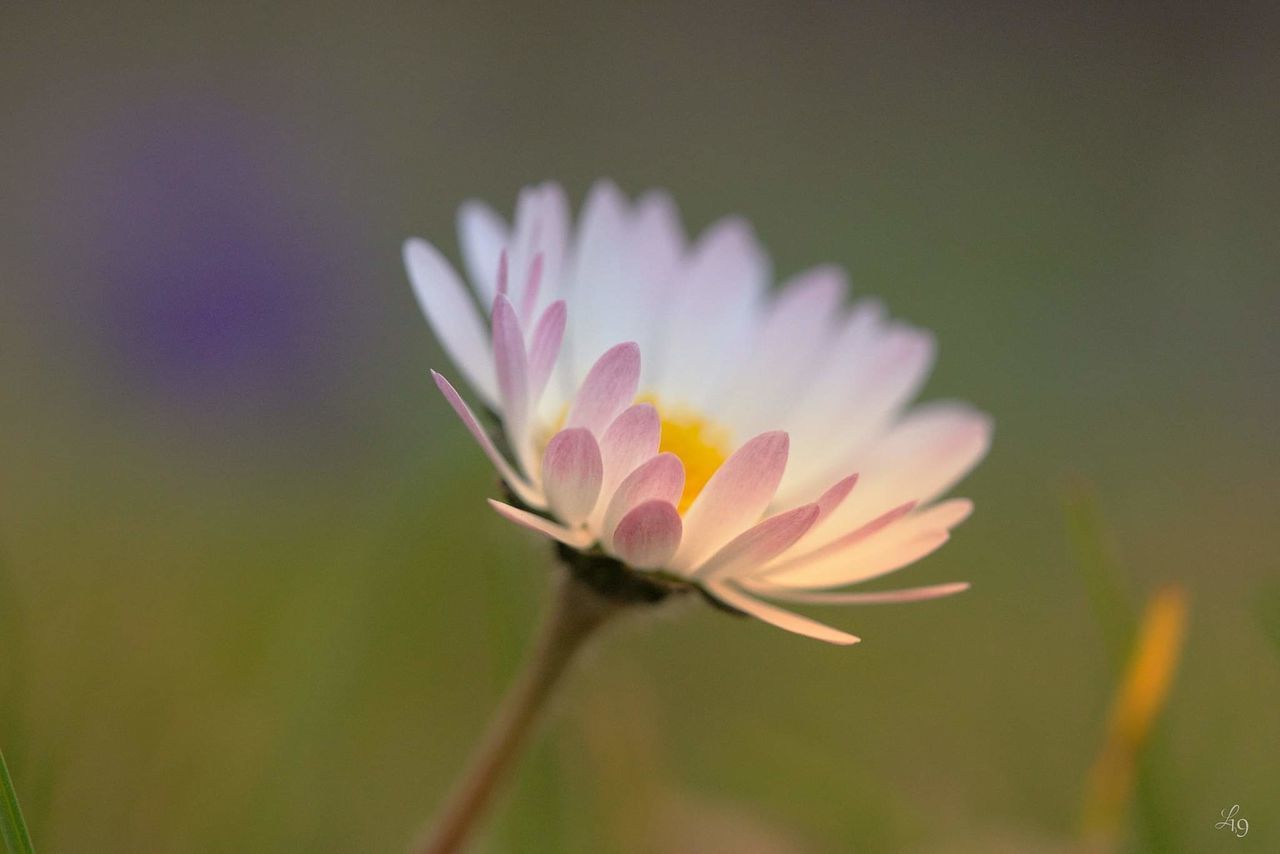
[{"x1": 74, "y1": 97, "x2": 347, "y2": 426}]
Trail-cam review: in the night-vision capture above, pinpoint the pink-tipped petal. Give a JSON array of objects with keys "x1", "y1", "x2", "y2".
[
  {"x1": 746, "y1": 580, "x2": 970, "y2": 605},
  {"x1": 491, "y1": 294, "x2": 528, "y2": 428},
  {"x1": 602, "y1": 453, "x2": 685, "y2": 550},
  {"x1": 611, "y1": 500, "x2": 682, "y2": 569},
  {"x1": 507, "y1": 184, "x2": 569, "y2": 320},
  {"x1": 565, "y1": 342, "x2": 641, "y2": 436},
  {"x1": 456, "y1": 200, "x2": 509, "y2": 306},
  {"x1": 431, "y1": 371, "x2": 541, "y2": 508},
  {"x1": 705, "y1": 581, "x2": 861, "y2": 646},
  {"x1": 814, "y1": 473, "x2": 859, "y2": 523},
  {"x1": 520, "y1": 252, "x2": 545, "y2": 324},
  {"x1": 487, "y1": 499, "x2": 592, "y2": 548},
  {"x1": 404, "y1": 238, "x2": 498, "y2": 406},
  {"x1": 695, "y1": 504, "x2": 821, "y2": 581},
  {"x1": 762, "y1": 500, "x2": 917, "y2": 578},
  {"x1": 810, "y1": 403, "x2": 991, "y2": 533},
  {"x1": 496, "y1": 250, "x2": 510, "y2": 296},
  {"x1": 907, "y1": 497, "x2": 975, "y2": 530},
  {"x1": 673, "y1": 431, "x2": 790, "y2": 572},
  {"x1": 770, "y1": 529, "x2": 952, "y2": 590},
  {"x1": 527, "y1": 300, "x2": 567, "y2": 402},
  {"x1": 599, "y1": 403, "x2": 661, "y2": 493},
  {"x1": 542, "y1": 428, "x2": 604, "y2": 526}
]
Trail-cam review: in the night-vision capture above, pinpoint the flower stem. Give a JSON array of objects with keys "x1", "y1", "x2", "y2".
[{"x1": 412, "y1": 572, "x2": 622, "y2": 854}]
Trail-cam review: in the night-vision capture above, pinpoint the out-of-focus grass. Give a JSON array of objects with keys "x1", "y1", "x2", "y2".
[
  {"x1": 1066, "y1": 482, "x2": 1186, "y2": 854},
  {"x1": 1256, "y1": 582, "x2": 1280, "y2": 662},
  {"x1": 0, "y1": 747, "x2": 35, "y2": 854}
]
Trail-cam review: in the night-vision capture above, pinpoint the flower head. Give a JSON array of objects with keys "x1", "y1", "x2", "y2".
[{"x1": 406, "y1": 181, "x2": 991, "y2": 644}]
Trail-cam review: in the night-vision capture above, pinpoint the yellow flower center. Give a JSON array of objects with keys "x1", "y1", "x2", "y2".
[
  {"x1": 537, "y1": 397, "x2": 731, "y2": 514},
  {"x1": 641, "y1": 396, "x2": 731, "y2": 513}
]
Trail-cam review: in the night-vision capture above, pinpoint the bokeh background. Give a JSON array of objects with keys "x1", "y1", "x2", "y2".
[{"x1": 2, "y1": 2, "x2": 1277, "y2": 851}]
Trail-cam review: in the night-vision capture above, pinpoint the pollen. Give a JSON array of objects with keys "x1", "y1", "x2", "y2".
[{"x1": 644, "y1": 397, "x2": 731, "y2": 513}]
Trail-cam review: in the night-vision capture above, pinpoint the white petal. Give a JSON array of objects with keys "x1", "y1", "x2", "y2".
[
  {"x1": 457, "y1": 201, "x2": 509, "y2": 307},
  {"x1": 744, "y1": 580, "x2": 970, "y2": 605},
  {"x1": 762, "y1": 499, "x2": 972, "y2": 590},
  {"x1": 805, "y1": 403, "x2": 991, "y2": 539},
  {"x1": 508, "y1": 183, "x2": 570, "y2": 322},
  {"x1": 704, "y1": 580, "x2": 860, "y2": 645},
  {"x1": 487, "y1": 499, "x2": 592, "y2": 548},
  {"x1": 404, "y1": 238, "x2": 498, "y2": 407},
  {"x1": 651, "y1": 218, "x2": 767, "y2": 408},
  {"x1": 431, "y1": 371, "x2": 542, "y2": 508},
  {"x1": 713, "y1": 265, "x2": 847, "y2": 435},
  {"x1": 569, "y1": 186, "x2": 685, "y2": 393},
  {"x1": 778, "y1": 321, "x2": 937, "y2": 503},
  {"x1": 564, "y1": 180, "x2": 632, "y2": 385}
]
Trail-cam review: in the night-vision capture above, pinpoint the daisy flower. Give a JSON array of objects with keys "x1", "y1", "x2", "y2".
[{"x1": 405, "y1": 181, "x2": 991, "y2": 645}]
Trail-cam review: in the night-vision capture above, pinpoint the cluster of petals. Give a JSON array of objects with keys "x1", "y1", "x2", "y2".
[{"x1": 406, "y1": 181, "x2": 992, "y2": 644}]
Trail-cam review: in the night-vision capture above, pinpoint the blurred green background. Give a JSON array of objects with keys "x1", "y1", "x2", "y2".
[{"x1": 2, "y1": 2, "x2": 1277, "y2": 851}]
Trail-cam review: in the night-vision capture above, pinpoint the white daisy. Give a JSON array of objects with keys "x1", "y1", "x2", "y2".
[{"x1": 405, "y1": 180, "x2": 991, "y2": 645}]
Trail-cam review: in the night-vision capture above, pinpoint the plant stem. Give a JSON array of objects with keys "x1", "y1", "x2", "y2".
[{"x1": 412, "y1": 572, "x2": 622, "y2": 854}]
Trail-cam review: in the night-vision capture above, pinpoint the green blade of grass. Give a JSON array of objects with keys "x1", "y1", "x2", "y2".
[
  {"x1": 1063, "y1": 479, "x2": 1134, "y2": 670},
  {"x1": 0, "y1": 747, "x2": 34, "y2": 854},
  {"x1": 1065, "y1": 479, "x2": 1183, "y2": 854}
]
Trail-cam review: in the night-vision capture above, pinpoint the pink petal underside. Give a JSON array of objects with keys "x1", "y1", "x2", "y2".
[
  {"x1": 491, "y1": 294, "x2": 528, "y2": 433},
  {"x1": 487, "y1": 499, "x2": 592, "y2": 548},
  {"x1": 694, "y1": 504, "x2": 821, "y2": 581},
  {"x1": 602, "y1": 453, "x2": 685, "y2": 550},
  {"x1": 496, "y1": 250, "x2": 510, "y2": 296},
  {"x1": 745, "y1": 580, "x2": 970, "y2": 605},
  {"x1": 565, "y1": 342, "x2": 641, "y2": 436},
  {"x1": 611, "y1": 500, "x2": 682, "y2": 569},
  {"x1": 672, "y1": 431, "x2": 790, "y2": 573},
  {"x1": 527, "y1": 300, "x2": 567, "y2": 403},
  {"x1": 456, "y1": 200, "x2": 509, "y2": 306},
  {"x1": 766, "y1": 497, "x2": 975, "y2": 590},
  {"x1": 520, "y1": 252, "x2": 544, "y2": 325},
  {"x1": 598, "y1": 404, "x2": 661, "y2": 496},
  {"x1": 541, "y1": 427, "x2": 604, "y2": 526},
  {"x1": 814, "y1": 474, "x2": 859, "y2": 524},
  {"x1": 404, "y1": 238, "x2": 498, "y2": 407},
  {"x1": 769, "y1": 529, "x2": 953, "y2": 591},
  {"x1": 760, "y1": 500, "x2": 917, "y2": 578},
  {"x1": 431, "y1": 371, "x2": 541, "y2": 509},
  {"x1": 704, "y1": 580, "x2": 860, "y2": 646},
  {"x1": 905, "y1": 497, "x2": 975, "y2": 530},
  {"x1": 508, "y1": 184, "x2": 569, "y2": 320}
]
